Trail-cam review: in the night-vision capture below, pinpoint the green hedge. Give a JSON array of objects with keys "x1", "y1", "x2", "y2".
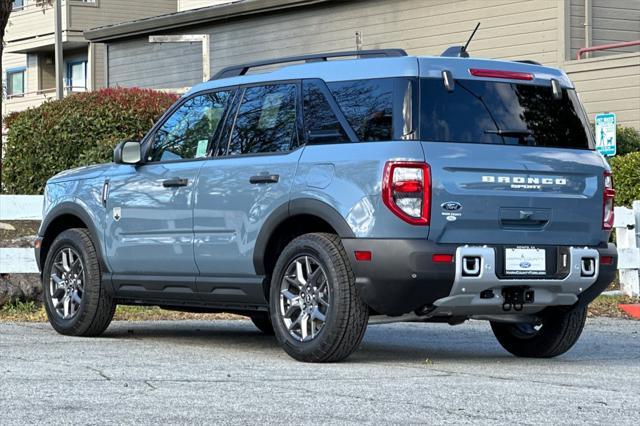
[
  {"x1": 610, "y1": 151, "x2": 640, "y2": 207},
  {"x1": 2, "y1": 88, "x2": 178, "y2": 195},
  {"x1": 615, "y1": 125, "x2": 640, "y2": 156}
]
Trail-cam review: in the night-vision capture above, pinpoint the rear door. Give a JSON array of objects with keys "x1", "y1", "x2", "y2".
[
  {"x1": 193, "y1": 82, "x2": 303, "y2": 304},
  {"x1": 418, "y1": 72, "x2": 608, "y2": 247}
]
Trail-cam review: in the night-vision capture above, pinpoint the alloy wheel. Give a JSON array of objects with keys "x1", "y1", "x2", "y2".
[
  {"x1": 49, "y1": 247, "x2": 85, "y2": 320},
  {"x1": 279, "y1": 255, "x2": 330, "y2": 342}
]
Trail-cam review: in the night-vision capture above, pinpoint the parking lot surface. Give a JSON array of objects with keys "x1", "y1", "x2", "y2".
[{"x1": 1, "y1": 317, "x2": 638, "y2": 425}]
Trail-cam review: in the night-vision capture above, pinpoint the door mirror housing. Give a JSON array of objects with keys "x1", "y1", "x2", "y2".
[{"x1": 114, "y1": 141, "x2": 142, "y2": 164}]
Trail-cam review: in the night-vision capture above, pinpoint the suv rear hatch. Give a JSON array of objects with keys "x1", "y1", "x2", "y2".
[{"x1": 418, "y1": 59, "x2": 609, "y2": 247}]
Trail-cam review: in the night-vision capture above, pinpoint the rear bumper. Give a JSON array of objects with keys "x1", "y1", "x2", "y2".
[{"x1": 342, "y1": 239, "x2": 617, "y2": 316}]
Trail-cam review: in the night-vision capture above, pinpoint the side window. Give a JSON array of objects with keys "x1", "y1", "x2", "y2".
[
  {"x1": 227, "y1": 84, "x2": 297, "y2": 155},
  {"x1": 328, "y1": 79, "x2": 393, "y2": 141},
  {"x1": 302, "y1": 80, "x2": 349, "y2": 143},
  {"x1": 149, "y1": 91, "x2": 231, "y2": 162}
]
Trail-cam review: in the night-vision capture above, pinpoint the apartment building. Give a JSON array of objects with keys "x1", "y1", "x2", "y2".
[
  {"x1": 84, "y1": 0, "x2": 640, "y2": 130},
  {"x1": 1, "y1": 0, "x2": 177, "y2": 116}
]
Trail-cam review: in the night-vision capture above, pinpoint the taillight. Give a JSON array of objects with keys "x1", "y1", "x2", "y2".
[
  {"x1": 603, "y1": 171, "x2": 615, "y2": 230},
  {"x1": 382, "y1": 161, "x2": 431, "y2": 225},
  {"x1": 469, "y1": 68, "x2": 534, "y2": 81}
]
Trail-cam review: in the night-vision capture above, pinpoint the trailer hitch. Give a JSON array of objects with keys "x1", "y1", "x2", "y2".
[{"x1": 502, "y1": 286, "x2": 534, "y2": 312}]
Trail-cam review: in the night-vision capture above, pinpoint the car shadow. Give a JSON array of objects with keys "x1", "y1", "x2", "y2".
[{"x1": 96, "y1": 319, "x2": 637, "y2": 364}]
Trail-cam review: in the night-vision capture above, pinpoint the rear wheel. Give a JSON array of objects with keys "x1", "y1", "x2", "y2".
[
  {"x1": 490, "y1": 306, "x2": 588, "y2": 358},
  {"x1": 269, "y1": 233, "x2": 368, "y2": 362},
  {"x1": 43, "y1": 228, "x2": 116, "y2": 336}
]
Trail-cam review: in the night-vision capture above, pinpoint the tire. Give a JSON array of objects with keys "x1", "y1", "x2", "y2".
[
  {"x1": 250, "y1": 313, "x2": 275, "y2": 335},
  {"x1": 269, "y1": 233, "x2": 369, "y2": 363},
  {"x1": 490, "y1": 306, "x2": 588, "y2": 358},
  {"x1": 43, "y1": 228, "x2": 116, "y2": 337}
]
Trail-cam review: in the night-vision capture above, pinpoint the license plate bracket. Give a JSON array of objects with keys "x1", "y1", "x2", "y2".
[{"x1": 504, "y1": 247, "x2": 546, "y2": 276}]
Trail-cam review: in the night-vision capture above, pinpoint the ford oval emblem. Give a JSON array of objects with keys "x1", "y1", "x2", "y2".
[
  {"x1": 519, "y1": 261, "x2": 532, "y2": 269},
  {"x1": 441, "y1": 201, "x2": 462, "y2": 211}
]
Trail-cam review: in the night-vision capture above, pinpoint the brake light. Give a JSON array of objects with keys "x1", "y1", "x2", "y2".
[
  {"x1": 603, "y1": 171, "x2": 615, "y2": 230},
  {"x1": 382, "y1": 161, "x2": 431, "y2": 225},
  {"x1": 469, "y1": 68, "x2": 534, "y2": 81}
]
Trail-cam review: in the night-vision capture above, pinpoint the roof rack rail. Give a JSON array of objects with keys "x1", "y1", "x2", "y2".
[
  {"x1": 514, "y1": 60, "x2": 542, "y2": 66},
  {"x1": 210, "y1": 49, "x2": 408, "y2": 80}
]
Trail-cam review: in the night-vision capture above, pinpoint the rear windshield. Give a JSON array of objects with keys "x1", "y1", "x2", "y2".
[{"x1": 420, "y1": 78, "x2": 594, "y2": 149}]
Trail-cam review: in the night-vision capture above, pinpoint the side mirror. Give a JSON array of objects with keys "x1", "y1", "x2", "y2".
[{"x1": 114, "y1": 141, "x2": 142, "y2": 164}]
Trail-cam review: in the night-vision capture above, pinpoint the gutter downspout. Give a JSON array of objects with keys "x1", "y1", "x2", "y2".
[{"x1": 584, "y1": 0, "x2": 592, "y2": 59}]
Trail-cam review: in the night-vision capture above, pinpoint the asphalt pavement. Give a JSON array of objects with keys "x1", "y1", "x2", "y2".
[{"x1": 0, "y1": 317, "x2": 638, "y2": 425}]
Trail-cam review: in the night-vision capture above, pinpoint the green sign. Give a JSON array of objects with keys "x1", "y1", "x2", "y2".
[{"x1": 595, "y1": 113, "x2": 616, "y2": 156}]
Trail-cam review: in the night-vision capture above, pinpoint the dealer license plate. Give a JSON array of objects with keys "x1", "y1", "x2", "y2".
[{"x1": 505, "y1": 248, "x2": 546, "y2": 276}]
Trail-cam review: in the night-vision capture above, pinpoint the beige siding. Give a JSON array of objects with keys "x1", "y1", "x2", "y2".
[
  {"x1": 570, "y1": 0, "x2": 640, "y2": 59},
  {"x1": 206, "y1": 0, "x2": 563, "y2": 71},
  {"x1": 68, "y1": 0, "x2": 177, "y2": 32},
  {"x1": 178, "y1": 0, "x2": 235, "y2": 12},
  {"x1": 26, "y1": 54, "x2": 39, "y2": 94},
  {"x1": 2, "y1": 53, "x2": 27, "y2": 74},
  {"x1": 566, "y1": 53, "x2": 640, "y2": 128}
]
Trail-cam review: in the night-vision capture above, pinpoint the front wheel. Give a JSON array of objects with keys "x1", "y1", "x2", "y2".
[
  {"x1": 490, "y1": 306, "x2": 588, "y2": 358},
  {"x1": 43, "y1": 228, "x2": 116, "y2": 336},
  {"x1": 269, "y1": 233, "x2": 368, "y2": 362}
]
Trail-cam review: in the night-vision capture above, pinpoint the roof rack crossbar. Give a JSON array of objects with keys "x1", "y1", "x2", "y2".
[{"x1": 210, "y1": 49, "x2": 408, "y2": 80}]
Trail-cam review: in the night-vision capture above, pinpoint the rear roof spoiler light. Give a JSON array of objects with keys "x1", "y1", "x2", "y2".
[{"x1": 469, "y1": 68, "x2": 534, "y2": 81}]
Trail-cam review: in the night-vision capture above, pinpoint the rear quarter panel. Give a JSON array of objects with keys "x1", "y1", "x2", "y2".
[{"x1": 292, "y1": 141, "x2": 427, "y2": 238}]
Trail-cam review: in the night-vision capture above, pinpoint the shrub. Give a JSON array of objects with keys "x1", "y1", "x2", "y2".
[
  {"x1": 615, "y1": 126, "x2": 640, "y2": 156},
  {"x1": 610, "y1": 151, "x2": 640, "y2": 207},
  {"x1": 2, "y1": 87, "x2": 178, "y2": 194}
]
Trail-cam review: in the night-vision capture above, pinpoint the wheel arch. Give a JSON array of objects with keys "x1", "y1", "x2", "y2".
[
  {"x1": 253, "y1": 198, "x2": 355, "y2": 278},
  {"x1": 38, "y1": 203, "x2": 109, "y2": 274}
]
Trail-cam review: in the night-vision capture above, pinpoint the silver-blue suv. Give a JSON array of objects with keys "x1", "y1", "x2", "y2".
[{"x1": 36, "y1": 49, "x2": 617, "y2": 362}]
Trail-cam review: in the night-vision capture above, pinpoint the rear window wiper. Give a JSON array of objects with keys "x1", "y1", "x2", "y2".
[{"x1": 484, "y1": 129, "x2": 532, "y2": 137}]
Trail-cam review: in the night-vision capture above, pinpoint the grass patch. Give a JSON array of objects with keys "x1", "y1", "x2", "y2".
[{"x1": 0, "y1": 302, "x2": 243, "y2": 323}]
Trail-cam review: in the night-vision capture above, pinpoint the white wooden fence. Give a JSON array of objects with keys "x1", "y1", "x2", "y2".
[
  {"x1": 1, "y1": 195, "x2": 639, "y2": 296},
  {"x1": 614, "y1": 201, "x2": 640, "y2": 297},
  {"x1": 0, "y1": 195, "x2": 43, "y2": 273}
]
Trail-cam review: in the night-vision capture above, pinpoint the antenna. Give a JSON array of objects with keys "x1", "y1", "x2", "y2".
[{"x1": 460, "y1": 22, "x2": 480, "y2": 58}]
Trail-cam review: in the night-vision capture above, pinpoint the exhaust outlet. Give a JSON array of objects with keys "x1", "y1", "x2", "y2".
[
  {"x1": 581, "y1": 258, "x2": 596, "y2": 277},
  {"x1": 462, "y1": 256, "x2": 481, "y2": 276}
]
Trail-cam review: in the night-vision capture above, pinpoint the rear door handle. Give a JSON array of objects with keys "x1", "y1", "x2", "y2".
[
  {"x1": 162, "y1": 178, "x2": 189, "y2": 188},
  {"x1": 249, "y1": 174, "x2": 279, "y2": 184}
]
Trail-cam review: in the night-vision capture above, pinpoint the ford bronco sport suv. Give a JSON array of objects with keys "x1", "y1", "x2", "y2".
[{"x1": 36, "y1": 49, "x2": 617, "y2": 362}]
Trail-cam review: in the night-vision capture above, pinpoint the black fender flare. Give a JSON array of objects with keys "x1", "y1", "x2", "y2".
[
  {"x1": 252, "y1": 198, "x2": 355, "y2": 275},
  {"x1": 38, "y1": 202, "x2": 109, "y2": 273}
]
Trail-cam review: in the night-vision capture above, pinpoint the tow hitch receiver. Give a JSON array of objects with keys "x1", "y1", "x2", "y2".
[{"x1": 502, "y1": 287, "x2": 535, "y2": 311}]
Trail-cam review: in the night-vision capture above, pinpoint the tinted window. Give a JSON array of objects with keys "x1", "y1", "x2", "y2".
[
  {"x1": 328, "y1": 79, "x2": 393, "y2": 141},
  {"x1": 149, "y1": 91, "x2": 231, "y2": 162},
  {"x1": 420, "y1": 78, "x2": 592, "y2": 149},
  {"x1": 227, "y1": 84, "x2": 297, "y2": 155},
  {"x1": 302, "y1": 80, "x2": 349, "y2": 143}
]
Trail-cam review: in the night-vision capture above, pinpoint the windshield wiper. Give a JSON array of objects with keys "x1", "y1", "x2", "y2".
[{"x1": 485, "y1": 129, "x2": 532, "y2": 137}]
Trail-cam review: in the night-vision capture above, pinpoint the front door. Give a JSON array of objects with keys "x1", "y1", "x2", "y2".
[
  {"x1": 105, "y1": 91, "x2": 232, "y2": 299},
  {"x1": 194, "y1": 82, "x2": 303, "y2": 304}
]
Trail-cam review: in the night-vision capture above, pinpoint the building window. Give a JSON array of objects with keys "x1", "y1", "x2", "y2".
[
  {"x1": 6, "y1": 68, "x2": 26, "y2": 97},
  {"x1": 12, "y1": 0, "x2": 25, "y2": 10},
  {"x1": 66, "y1": 60, "x2": 87, "y2": 93}
]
